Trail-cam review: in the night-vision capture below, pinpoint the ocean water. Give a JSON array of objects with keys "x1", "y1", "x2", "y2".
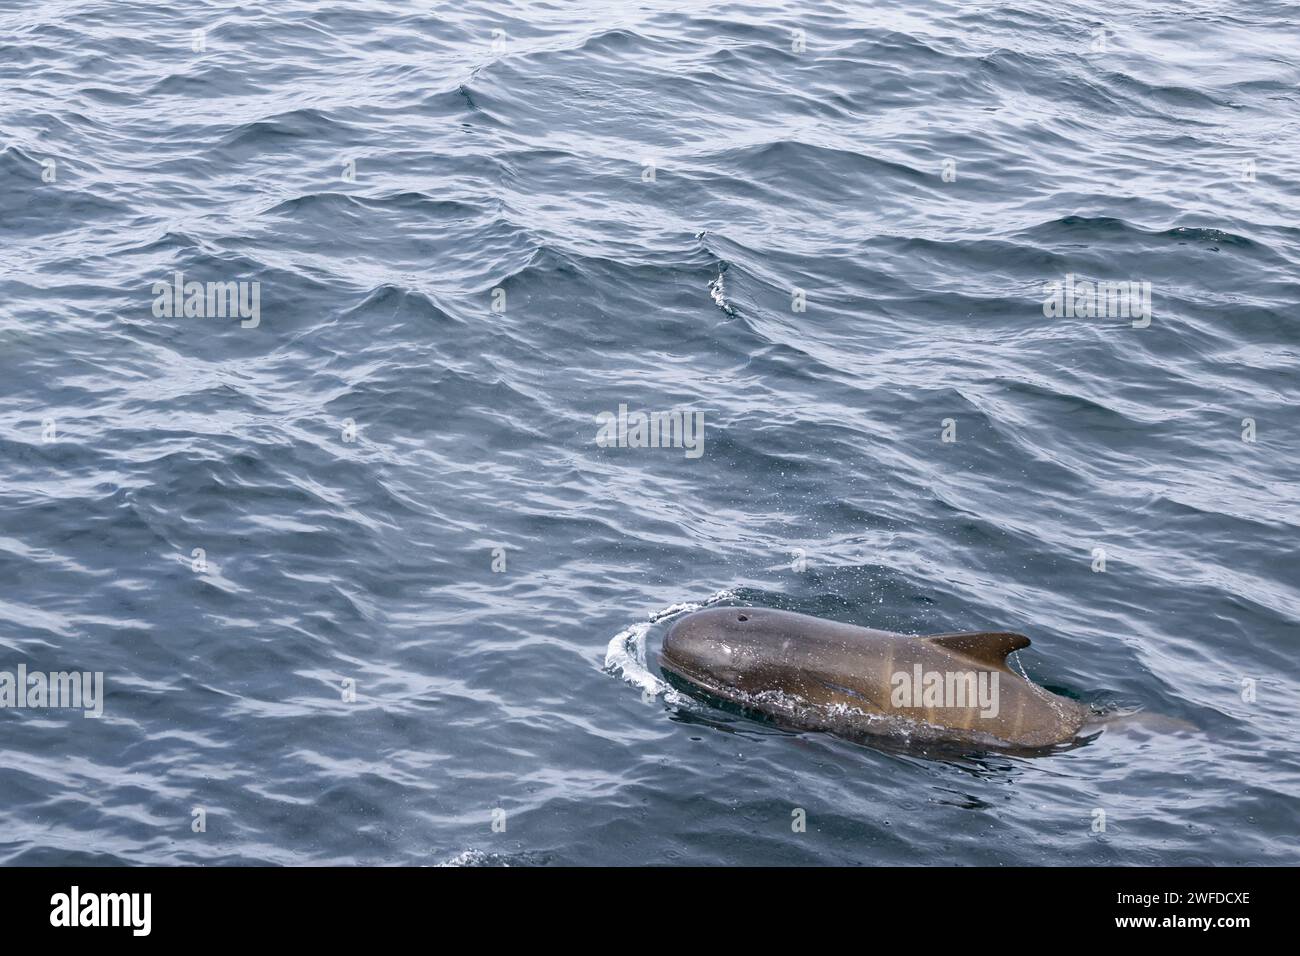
[{"x1": 1, "y1": 0, "x2": 1297, "y2": 866}]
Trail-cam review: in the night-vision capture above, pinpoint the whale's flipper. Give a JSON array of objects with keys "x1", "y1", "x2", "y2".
[{"x1": 922, "y1": 631, "x2": 1030, "y2": 670}]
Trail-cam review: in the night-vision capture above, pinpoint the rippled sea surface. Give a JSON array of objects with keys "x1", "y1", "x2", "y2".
[{"x1": 1, "y1": 0, "x2": 1297, "y2": 866}]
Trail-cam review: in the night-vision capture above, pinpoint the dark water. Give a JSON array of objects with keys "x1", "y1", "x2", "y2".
[{"x1": 1, "y1": 0, "x2": 1297, "y2": 866}]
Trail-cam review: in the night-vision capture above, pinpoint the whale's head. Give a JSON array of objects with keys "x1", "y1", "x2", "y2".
[{"x1": 659, "y1": 606, "x2": 795, "y2": 694}]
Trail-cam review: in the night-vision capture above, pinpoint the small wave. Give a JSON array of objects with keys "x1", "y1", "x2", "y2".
[
  {"x1": 603, "y1": 588, "x2": 737, "y2": 702},
  {"x1": 217, "y1": 107, "x2": 354, "y2": 152}
]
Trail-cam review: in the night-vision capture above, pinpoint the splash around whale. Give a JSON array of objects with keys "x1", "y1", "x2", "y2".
[{"x1": 658, "y1": 606, "x2": 1095, "y2": 751}]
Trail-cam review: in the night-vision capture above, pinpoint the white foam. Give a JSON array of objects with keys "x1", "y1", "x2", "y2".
[
  {"x1": 436, "y1": 849, "x2": 502, "y2": 867},
  {"x1": 708, "y1": 271, "x2": 736, "y2": 315},
  {"x1": 603, "y1": 588, "x2": 737, "y2": 704}
]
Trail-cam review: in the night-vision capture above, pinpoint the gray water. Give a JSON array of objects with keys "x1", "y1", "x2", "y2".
[{"x1": 1, "y1": 0, "x2": 1297, "y2": 865}]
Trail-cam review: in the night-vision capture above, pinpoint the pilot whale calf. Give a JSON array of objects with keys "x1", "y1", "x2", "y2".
[{"x1": 659, "y1": 606, "x2": 1090, "y2": 749}]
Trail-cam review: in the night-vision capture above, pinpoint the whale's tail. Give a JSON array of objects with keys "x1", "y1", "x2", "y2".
[{"x1": 1088, "y1": 708, "x2": 1200, "y2": 737}]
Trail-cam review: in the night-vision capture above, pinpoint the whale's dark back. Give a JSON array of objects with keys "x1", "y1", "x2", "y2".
[{"x1": 660, "y1": 606, "x2": 1088, "y2": 749}]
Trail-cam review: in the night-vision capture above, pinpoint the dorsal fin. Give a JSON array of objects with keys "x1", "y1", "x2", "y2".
[{"x1": 922, "y1": 631, "x2": 1030, "y2": 669}]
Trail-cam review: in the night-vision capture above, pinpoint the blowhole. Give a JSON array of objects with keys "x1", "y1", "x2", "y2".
[{"x1": 737, "y1": 614, "x2": 748, "y2": 622}]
